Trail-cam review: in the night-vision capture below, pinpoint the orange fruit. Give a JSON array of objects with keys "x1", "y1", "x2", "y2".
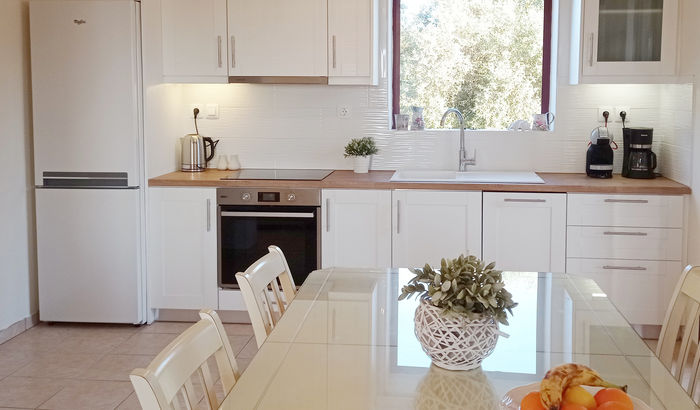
[
  {"x1": 520, "y1": 391, "x2": 545, "y2": 410},
  {"x1": 594, "y1": 388, "x2": 634, "y2": 409},
  {"x1": 560, "y1": 404, "x2": 588, "y2": 410},
  {"x1": 596, "y1": 401, "x2": 634, "y2": 410},
  {"x1": 562, "y1": 386, "x2": 597, "y2": 409}
]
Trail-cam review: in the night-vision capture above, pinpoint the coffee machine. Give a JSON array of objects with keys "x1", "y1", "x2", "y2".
[
  {"x1": 586, "y1": 127, "x2": 614, "y2": 178},
  {"x1": 622, "y1": 127, "x2": 657, "y2": 179}
]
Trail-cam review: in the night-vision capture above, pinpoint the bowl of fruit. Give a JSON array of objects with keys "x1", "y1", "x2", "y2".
[{"x1": 500, "y1": 363, "x2": 651, "y2": 410}]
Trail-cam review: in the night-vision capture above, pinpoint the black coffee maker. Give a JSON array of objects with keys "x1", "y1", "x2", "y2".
[
  {"x1": 586, "y1": 127, "x2": 614, "y2": 178},
  {"x1": 622, "y1": 127, "x2": 657, "y2": 179}
]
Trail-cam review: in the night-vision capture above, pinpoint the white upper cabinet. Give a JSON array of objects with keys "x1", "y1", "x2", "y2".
[
  {"x1": 482, "y1": 192, "x2": 566, "y2": 273},
  {"x1": 227, "y1": 0, "x2": 327, "y2": 79},
  {"x1": 148, "y1": 188, "x2": 218, "y2": 310},
  {"x1": 161, "y1": 0, "x2": 228, "y2": 83},
  {"x1": 328, "y1": 0, "x2": 379, "y2": 85},
  {"x1": 392, "y1": 190, "x2": 482, "y2": 268},
  {"x1": 572, "y1": 0, "x2": 679, "y2": 83},
  {"x1": 322, "y1": 190, "x2": 391, "y2": 269}
]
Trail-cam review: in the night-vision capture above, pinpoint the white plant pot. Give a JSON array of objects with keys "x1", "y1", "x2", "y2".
[
  {"x1": 414, "y1": 299, "x2": 501, "y2": 371},
  {"x1": 353, "y1": 156, "x2": 371, "y2": 173}
]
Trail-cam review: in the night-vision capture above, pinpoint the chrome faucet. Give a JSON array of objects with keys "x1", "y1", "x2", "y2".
[{"x1": 440, "y1": 108, "x2": 476, "y2": 171}]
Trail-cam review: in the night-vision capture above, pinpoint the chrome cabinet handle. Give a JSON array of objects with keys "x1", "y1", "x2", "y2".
[
  {"x1": 603, "y1": 231, "x2": 647, "y2": 236},
  {"x1": 326, "y1": 198, "x2": 330, "y2": 232},
  {"x1": 206, "y1": 199, "x2": 211, "y2": 232},
  {"x1": 221, "y1": 211, "x2": 314, "y2": 218},
  {"x1": 604, "y1": 199, "x2": 649, "y2": 204},
  {"x1": 396, "y1": 200, "x2": 401, "y2": 234},
  {"x1": 504, "y1": 198, "x2": 546, "y2": 203},
  {"x1": 589, "y1": 33, "x2": 594, "y2": 66},
  {"x1": 217, "y1": 35, "x2": 222, "y2": 67},
  {"x1": 231, "y1": 36, "x2": 236, "y2": 68},
  {"x1": 332, "y1": 35, "x2": 337, "y2": 68},
  {"x1": 603, "y1": 265, "x2": 647, "y2": 271}
]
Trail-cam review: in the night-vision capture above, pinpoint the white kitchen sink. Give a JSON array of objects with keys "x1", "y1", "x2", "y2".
[{"x1": 390, "y1": 170, "x2": 545, "y2": 184}]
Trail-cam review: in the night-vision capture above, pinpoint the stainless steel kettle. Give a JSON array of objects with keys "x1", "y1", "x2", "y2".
[{"x1": 181, "y1": 134, "x2": 219, "y2": 172}]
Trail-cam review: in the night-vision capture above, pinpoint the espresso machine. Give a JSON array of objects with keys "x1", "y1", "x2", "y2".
[
  {"x1": 622, "y1": 127, "x2": 657, "y2": 179},
  {"x1": 586, "y1": 127, "x2": 614, "y2": 178}
]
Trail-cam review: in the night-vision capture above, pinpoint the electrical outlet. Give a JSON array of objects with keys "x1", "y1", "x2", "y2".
[
  {"x1": 597, "y1": 106, "x2": 613, "y2": 123},
  {"x1": 614, "y1": 106, "x2": 631, "y2": 124},
  {"x1": 189, "y1": 103, "x2": 204, "y2": 119},
  {"x1": 337, "y1": 105, "x2": 352, "y2": 119}
]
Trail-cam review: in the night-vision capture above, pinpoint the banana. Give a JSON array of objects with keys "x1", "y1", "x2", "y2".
[{"x1": 539, "y1": 363, "x2": 627, "y2": 410}]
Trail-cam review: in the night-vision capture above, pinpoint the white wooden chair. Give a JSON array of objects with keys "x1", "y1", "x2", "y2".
[
  {"x1": 236, "y1": 245, "x2": 297, "y2": 348},
  {"x1": 657, "y1": 265, "x2": 700, "y2": 400},
  {"x1": 129, "y1": 309, "x2": 240, "y2": 410}
]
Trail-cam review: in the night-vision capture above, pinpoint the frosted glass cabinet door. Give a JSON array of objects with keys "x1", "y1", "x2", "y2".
[{"x1": 581, "y1": 0, "x2": 678, "y2": 77}]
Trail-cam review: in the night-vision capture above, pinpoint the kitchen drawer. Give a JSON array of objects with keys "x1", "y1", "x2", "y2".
[
  {"x1": 566, "y1": 226, "x2": 682, "y2": 260},
  {"x1": 567, "y1": 258, "x2": 682, "y2": 325},
  {"x1": 567, "y1": 194, "x2": 683, "y2": 228}
]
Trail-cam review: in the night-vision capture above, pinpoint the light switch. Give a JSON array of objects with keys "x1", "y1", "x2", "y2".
[{"x1": 206, "y1": 104, "x2": 219, "y2": 119}]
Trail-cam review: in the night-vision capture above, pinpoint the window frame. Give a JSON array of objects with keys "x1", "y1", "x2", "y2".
[{"x1": 391, "y1": 0, "x2": 554, "y2": 129}]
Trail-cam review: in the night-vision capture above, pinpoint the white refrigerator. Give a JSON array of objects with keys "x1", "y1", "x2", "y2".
[{"x1": 30, "y1": 0, "x2": 146, "y2": 323}]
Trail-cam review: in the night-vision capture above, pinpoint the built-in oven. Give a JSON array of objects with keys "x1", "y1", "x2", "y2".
[{"x1": 217, "y1": 187, "x2": 321, "y2": 289}]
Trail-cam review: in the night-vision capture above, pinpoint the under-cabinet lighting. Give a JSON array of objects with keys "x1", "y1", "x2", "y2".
[{"x1": 592, "y1": 293, "x2": 607, "y2": 298}]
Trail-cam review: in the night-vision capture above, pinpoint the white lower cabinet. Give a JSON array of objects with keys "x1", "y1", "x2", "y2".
[
  {"x1": 321, "y1": 189, "x2": 391, "y2": 269},
  {"x1": 148, "y1": 188, "x2": 218, "y2": 310},
  {"x1": 392, "y1": 190, "x2": 482, "y2": 268},
  {"x1": 482, "y1": 192, "x2": 566, "y2": 272}
]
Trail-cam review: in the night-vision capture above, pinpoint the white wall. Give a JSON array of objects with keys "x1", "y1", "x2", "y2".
[
  {"x1": 0, "y1": 0, "x2": 38, "y2": 330},
  {"x1": 143, "y1": 0, "x2": 693, "y2": 185}
]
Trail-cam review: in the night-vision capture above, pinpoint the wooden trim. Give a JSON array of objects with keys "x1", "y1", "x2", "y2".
[
  {"x1": 541, "y1": 0, "x2": 553, "y2": 113},
  {"x1": 227, "y1": 76, "x2": 329, "y2": 84},
  {"x1": 391, "y1": 0, "x2": 400, "y2": 128}
]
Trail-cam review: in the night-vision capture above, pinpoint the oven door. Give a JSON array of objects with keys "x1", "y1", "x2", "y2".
[{"x1": 218, "y1": 205, "x2": 320, "y2": 288}]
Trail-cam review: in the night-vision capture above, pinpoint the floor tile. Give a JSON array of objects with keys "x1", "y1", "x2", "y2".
[
  {"x1": 228, "y1": 335, "x2": 254, "y2": 356},
  {"x1": 138, "y1": 321, "x2": 194, "y2": 334},
  {"x1": 236, "y1": 338, "x2": 259, "y2": 359},
  {"x1": 13, "y1": 352, "x2": 102, "y2": 379},
  {"x1": 79, "y1": 354, "x2": 155, "y2": 382},
  {"x1": 0, "y1": 348, "x2": 37, "y2": 379},
  {"x1": 113, "y1": 332, "x2": 178, "y2": 355},
  {"x1": 115, "y1": 393, "x2": 141, "y2": 410},
  {"x1": 223, "y1": 323, "x2": 255, "y2": 336},
  {"x1": 38, "y1": 379, "x2": 133, "y2": 410},
  {"x1": 0, "y1": 376, "x2": 66, "y2": 408},
  {"x1": 0, "y1": 326, "x2": 70, "y2": 353},
  {"x1": 54, "y1": 332, "x2": 132, "y2": 355}
]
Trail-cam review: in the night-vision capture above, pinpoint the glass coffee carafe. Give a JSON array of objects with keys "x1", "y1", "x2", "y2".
[{"x1": 628, "y1": 149, "x2": 657, "y2": 172}]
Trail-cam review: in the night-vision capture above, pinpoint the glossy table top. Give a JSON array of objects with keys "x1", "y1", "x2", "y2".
[{"x1": 221, "y1": 268, "x2": 698, "y2": 410}]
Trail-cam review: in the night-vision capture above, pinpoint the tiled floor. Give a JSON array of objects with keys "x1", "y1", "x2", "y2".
[{"x1": 0, "y1": 321, "x2": 257, "y2": 409}]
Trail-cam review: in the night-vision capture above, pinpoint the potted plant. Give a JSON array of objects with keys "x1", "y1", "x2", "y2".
[
  {"x1": 344, "y1": 137, "x2": 378, "y2": 173},
  {"x1": 399, "y1": 255, "x2": 517, "y2": 371}
]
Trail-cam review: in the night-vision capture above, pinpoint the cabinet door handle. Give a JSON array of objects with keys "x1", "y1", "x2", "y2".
[
  {"x1": 503, "y1": 198, "x2": 546, "y2": 203},
  {"x1": 326, "y1": 198, "x2": 331, "y2": 232},
  {"x1": 396, "y1": 200, "x2": 401, "y2": 234},
  {"x1": 603, "y1": 231, "x2": 647, "y2": 236},
  {"x1": 332, "y1": 35, "x2": 337, "y2": 68},
  {"x1": 231, "y1": 36, "x2": 236, "y2": 68},
  {"x1": 588, "y1": 33, "x2": 594, "y2": 66},
  {"x1": 602, "y1": 265, "x2": 647, "y2": 271},
  {"x1": 206, "y1": 198, "x2": 211, "y2": 232},
  {"x1": 217, "y1": 35, "x2": 222, "y2": 68},
  {"x1": 604, "y1": 199, "x2": 649, "y2": 204}
]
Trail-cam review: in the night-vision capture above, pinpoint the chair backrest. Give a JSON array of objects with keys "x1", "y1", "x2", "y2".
[
  {"x1": 236, "y1": 245, "x2": 297, "y2": 348},
  {"x1": 657, "y1": 265, "x2": 700, "y2": 399},
  {"x1": 129, "y1": 310, "x2": 240, "y2": 410}
]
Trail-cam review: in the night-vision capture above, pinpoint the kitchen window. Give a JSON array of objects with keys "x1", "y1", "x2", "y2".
[{"x1": 392, "y1": 0, "x2": 553, "y2": 129}]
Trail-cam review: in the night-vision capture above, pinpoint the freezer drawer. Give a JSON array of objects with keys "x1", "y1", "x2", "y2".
[{"x1": 36, "y1": 188, "x2": 143, "y2": 323}]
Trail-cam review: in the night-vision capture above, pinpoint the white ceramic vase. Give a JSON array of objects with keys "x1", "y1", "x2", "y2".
[
  {"x1": 414, "y1": 299, "x2": 501, "y2": 371},
  {"x1": 353, "y1": 156, "x2": 371, "y2": 173}
]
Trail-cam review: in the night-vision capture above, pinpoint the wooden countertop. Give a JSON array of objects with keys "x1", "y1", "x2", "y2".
[{"x1": 149, "y1": 170, "x2": 691, "y2": 195}]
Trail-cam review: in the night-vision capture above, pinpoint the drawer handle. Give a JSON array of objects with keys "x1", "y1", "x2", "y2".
[
  {"x1": 504, "y1": 198, "x2": 546, "y2": 203},
  {"x1": 604, "y1": 199, "x2": 649, "y2": 204},
  {"x1": 326, "y1": 198, "x2": 330, "y2": 232},
  {"x1": 603, "y1": 265, "x2": 648, "y2": 271},
  {"x1": 603, "y1": 231, "x2": 647, "y2": 236}
]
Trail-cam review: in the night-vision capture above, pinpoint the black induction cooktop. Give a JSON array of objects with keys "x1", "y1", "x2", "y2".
[{"x1": 220, "y1": 169, "x2": 334, "y2": 181}]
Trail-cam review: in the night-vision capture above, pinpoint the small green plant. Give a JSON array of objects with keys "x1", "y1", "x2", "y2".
[
  {"x1": 344, "y1": 137, "x2": 378, "y2": 157},
  {"x1": 399, "y1": 255, "x2": 517, "y2": 325}
]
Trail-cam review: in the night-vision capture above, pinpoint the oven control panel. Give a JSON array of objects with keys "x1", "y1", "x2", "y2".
[{"x1": 218, "y1": 188, "x2": 321, "y2": 206}]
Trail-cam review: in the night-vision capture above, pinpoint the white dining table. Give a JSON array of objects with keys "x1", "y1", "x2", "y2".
[{"x1": 221, "y1": 268, "x2": 699, "y2": 410}]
